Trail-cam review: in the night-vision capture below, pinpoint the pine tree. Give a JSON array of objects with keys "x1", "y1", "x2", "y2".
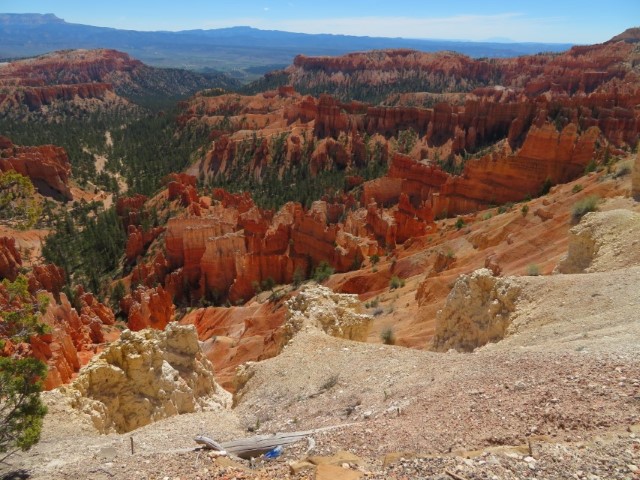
[{"x1": 0, "y1": 276, "x2": 49, "y2": 462}]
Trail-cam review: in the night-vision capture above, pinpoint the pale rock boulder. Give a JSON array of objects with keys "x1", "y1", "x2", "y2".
[
  {"x1": 432, "y1": 268, "x2": 521, "y2": 352},
  {"x1": 65, "y1": 323, "x2": 231, "y2": 433},
  {"x1": 280, "y1": 284, "x2": 372, "y2": 346},
  {"x1": 556, "y1": 209, "x2": 640, "y2": 273}
]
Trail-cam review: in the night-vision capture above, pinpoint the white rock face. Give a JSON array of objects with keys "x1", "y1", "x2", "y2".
[
  {"x1": 65, "y1": 323, "x2": 231, "y2": 433},
  {"x1": 281, "y1": 284, "x2": 372, "y2": 345},
  {"x1": 556, "y1": 209, "x2": 640, "y2": 274},
  {"x1": 432, "y1": 268, "x2": 521, "y2": 352}
]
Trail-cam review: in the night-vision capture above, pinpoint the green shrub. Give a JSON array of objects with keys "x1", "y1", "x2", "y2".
[
  {"x1": 614, "y1": 165, "x2": 631, "y2": 178},
  {"x1": 0, "y1": 171, "x2": 42, "y2": 230},
  {"x1": 292, "y1": 267, "x2": 306, "y2": 288},
  {"x1": 261, "y1": 276, "x2": 276, "y2": 292},
  {"x1": 497, "y1": 202, "x2": 514, "y2": 214},
  {"x1": 539, "y1": 178, "x2": 553, "y2": 196},
  {"x1": 369, "y1": 254, "x2": 380, "y2": 267},
  {"x1": 350, "y1": 254, "x2": 363, "y2": 270},
  {"x1": 381, "y1": 327, "x2": 395, "y2": 345},
  {"x1": 435, "y1": 209, "x2": 448, "y2": 220},
  {"x1": 389, "y1": 275, "x2": 405, "y2": 290},
  {"x1": 321, "y1": 374, "x2": 339, "y2": 391},
  {"x1": 455, "y1": 217, "x2": 465, "y2": 230},
  {"x1": 312, "y1": 261, "x2": 334, "y2": 283},
  {"x1": 268, "y1": 289, "x2": 285, "y2": 303},
  {"x1": 365, "y1": 297, "x2": 380, "y2": 309},
  {"x1": 572, "y1": 196, "x2": 599, "y2": 221},
  {"x1": 527, "y1": 264, "x2": 540, "y2": 276},
  {"x1": 521, "y1": 204, "x2": 529, "y2": 217},
  {"x1": 110, "y1": 280, "x2": 126, "y2": 311},
  {"x1": 396, "y1": 128, "x2": 418, "y2": 154},
  {"x1": 572, "y1": 184, "x2": 583, "y2": 194}
]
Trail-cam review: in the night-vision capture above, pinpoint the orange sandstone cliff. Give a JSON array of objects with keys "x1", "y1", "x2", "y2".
[{"x1": 0, "y1": 135, "x2": 73, "y2": 199}]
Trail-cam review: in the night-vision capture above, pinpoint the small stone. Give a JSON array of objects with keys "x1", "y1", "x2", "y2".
[
  {"x1": 289, "y1": 460, "x2": 315, "y2": 475},
  {"x1": 315, "y1": 464, "x2": 363, "y2": 480},
  {"x1": 215, "y1": 457, "x2": 250, "y2": 471},
  {"x1": 629, "y1": 464, "x2": 639, "y2": 473},
  {"x1": 383, "y1": 452, "x2": 416, "y2": 467},
  {"x1": 514, "y1": 380, "x2": 527, "y2": 391},
  {"x1": 308, "y1": 450, "x2": 366, "y2": 468},
  {"x1": 98, "y1": 446, "x2": 117, "y2": 460}
]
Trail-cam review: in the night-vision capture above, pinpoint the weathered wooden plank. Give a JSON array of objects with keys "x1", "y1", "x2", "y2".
[
  {"x1": 195, "y1": 424, "x2": 354, "y2": 459},
  {"x1": 194, "y1": 435, "x2": 226, "y2": 452},
  {"x1": 221, "y1": 431, "x2": 311, "y2": 458}
]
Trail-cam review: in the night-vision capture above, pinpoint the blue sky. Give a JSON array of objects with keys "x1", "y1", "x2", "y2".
[{"x1": 3, "y1": 1, "x2": 639, "y2": 43}]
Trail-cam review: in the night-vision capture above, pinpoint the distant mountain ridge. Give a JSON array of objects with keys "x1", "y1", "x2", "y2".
[
  {"x1": 0, "y1": 48, "x2": 239, "y2": 118},
  {"x1": 0, "y1": 13, "x2": 574, "y2": 81}
]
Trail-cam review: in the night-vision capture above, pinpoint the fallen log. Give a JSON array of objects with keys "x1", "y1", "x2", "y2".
[
  {"x1": 194, "y1": 424, "x2": 354, "y2": 459},
  {"x1": 194, "y1": 435, "x2": 226, "y2": 453}
]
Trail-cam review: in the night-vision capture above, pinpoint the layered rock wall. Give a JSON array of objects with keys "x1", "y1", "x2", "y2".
[{"x1": 439, "y1": 124, "x2": 600, "y2": 213}]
